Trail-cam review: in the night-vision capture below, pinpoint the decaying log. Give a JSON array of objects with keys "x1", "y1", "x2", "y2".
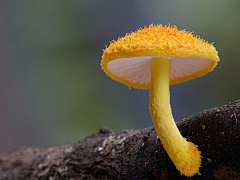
[{"x1": 0, "y1": 100, "x2": 240, "y2": 180}]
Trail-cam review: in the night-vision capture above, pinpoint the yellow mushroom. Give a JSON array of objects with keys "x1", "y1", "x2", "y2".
[{"x1": 101, "y1": 24, "x2": 219, "y2": 176}]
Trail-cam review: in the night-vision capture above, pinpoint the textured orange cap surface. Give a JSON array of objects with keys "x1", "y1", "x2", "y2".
[{"x1": 101, "y1": 24, "x2": 219, "y2": 89}]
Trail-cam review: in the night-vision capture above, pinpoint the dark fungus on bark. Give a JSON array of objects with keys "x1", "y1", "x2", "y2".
[{"x1": 0, "y1": 100, "x2": 240, "y2": 180}]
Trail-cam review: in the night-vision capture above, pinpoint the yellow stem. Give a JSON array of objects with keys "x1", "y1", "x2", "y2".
[{"x1": 149, "y1": 57, "x2": 201, "y2": 177}]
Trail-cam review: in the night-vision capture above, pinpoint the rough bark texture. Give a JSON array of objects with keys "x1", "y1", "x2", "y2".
[{"x1": 0, "y1": 100, "x2": 240, "y2": 180}]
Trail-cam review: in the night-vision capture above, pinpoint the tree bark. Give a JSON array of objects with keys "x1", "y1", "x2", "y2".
[{"x1": 0, "y1": 100, "x2": 240, "y2": 180}]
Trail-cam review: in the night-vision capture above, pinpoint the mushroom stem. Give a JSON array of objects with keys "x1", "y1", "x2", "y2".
[{"x1": 149, "y1": 57, "x2": 201, "y2": 177}]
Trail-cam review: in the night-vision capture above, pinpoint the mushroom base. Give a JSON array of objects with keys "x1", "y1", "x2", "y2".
[
  {"x1": 149, "y1": 57, "x2": 201, "y2": 177},
  {"x1": 172, "y1": 141, "x2": 201, "y2": 176}
]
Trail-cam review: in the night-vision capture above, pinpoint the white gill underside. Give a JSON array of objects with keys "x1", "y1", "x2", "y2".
[{"x1": 107, "y1": 56, "x2": 212, "y2": 85}]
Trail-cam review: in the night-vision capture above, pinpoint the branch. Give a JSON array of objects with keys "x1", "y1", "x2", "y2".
[{"x1": 0, "y1": 101, "x2": 240, "y2": 179}]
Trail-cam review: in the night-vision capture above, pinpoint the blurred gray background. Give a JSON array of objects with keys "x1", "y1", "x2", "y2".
[{"x1": 0, "y1": 1, "x2": 239, "y2": 155}]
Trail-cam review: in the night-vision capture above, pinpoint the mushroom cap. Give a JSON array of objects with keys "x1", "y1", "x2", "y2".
[{"x1": 101, "y1": 24, "x2": 219, "y2": 89}]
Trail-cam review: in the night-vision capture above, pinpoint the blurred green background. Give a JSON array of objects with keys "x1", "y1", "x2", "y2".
[{"x1": 0, "y1": 1, "x2": 239, "y2": 155}]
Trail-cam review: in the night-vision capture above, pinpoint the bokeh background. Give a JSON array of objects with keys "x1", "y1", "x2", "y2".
[{"x1": 0, "y1": 1, "x2": 239, "y2": 155}]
